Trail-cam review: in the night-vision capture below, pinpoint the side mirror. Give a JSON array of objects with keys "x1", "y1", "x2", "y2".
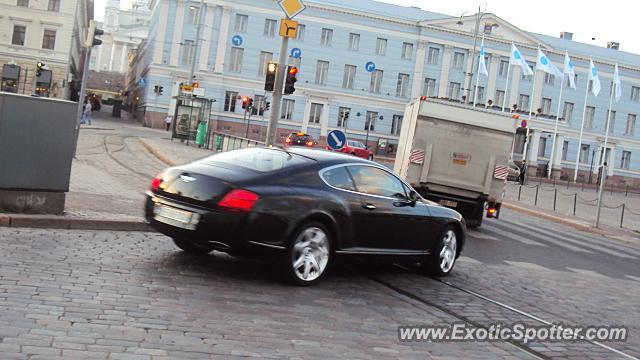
[{"x1": 409, "y1": 191, "x2": 420, "y2": 203}]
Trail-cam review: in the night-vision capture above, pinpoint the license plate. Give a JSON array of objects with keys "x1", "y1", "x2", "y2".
[
  {"x1": 153, "y1": 204, "x2": 199, "y2": 230},
  {"x1": 440, "y1": 200, "x2": 458, "y2": 208}
]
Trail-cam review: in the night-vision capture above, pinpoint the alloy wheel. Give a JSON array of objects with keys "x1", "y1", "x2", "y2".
[{"x1": 291, "y1": 227, "x2": 330, "y2": 282}]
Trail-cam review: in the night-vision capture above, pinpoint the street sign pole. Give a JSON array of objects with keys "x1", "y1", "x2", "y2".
[
  {"x1": 265, "y1": 35, "x2": 289, "y2": 147},
  {"x1": 72, "y1": 46, "x2": 92, "y2": 158}
]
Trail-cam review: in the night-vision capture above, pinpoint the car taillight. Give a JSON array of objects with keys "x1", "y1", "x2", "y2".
[
  {"x1": 151, "y1": 175, "x2": 163, "y2": 191},
  {"x1": 218, "y1": 189, "x2": 259, "y2": 212},
  {"x1": 306, "y1": 141, "x2": 313, "y2": 147},
  {"x1": 285, "y1": 138, "x2": 292, "y2": 144}
]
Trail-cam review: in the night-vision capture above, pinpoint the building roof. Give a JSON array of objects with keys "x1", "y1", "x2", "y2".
[
  {"x1": 308, "y1": 0, "x2": 450, "y2": 22},
  {"x1": 532, "y1": 33, "x2": 640, "y2": 67}
]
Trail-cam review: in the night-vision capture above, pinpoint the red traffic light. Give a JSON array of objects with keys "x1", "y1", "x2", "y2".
[
  {"x1": 288, "y1": 67, "x2": 298, "y2": 75},
  {"x1": 242, "y1": 96, "x2": 249, "y2": 103},
  {"x1": 193, "y1": 82, "x2": 199, "y2": 88}
]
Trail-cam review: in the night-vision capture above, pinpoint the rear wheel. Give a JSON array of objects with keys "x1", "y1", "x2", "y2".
[
  {"x1": 282, "y1": 222, "x2": 331, "y2": 286},
  {"x1": 421, "y1": 226, "x2": 458, "y2": 277},
  {"x1": 172, "y1": 237, "x2": 214, "y2": 255}
]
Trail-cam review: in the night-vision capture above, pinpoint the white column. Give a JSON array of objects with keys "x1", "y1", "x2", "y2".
[
  {"x1": 607, "y1": 145, "x2": 616, "y2": 176},
  {"x1": 96, "y1": 43, "x2": 104, "y2": 71},
  {"x1": 198, "y1": 4, "x2": 215, "y2": 71},
  {"x1": 153, "y1": 1, "x2": 169, "y2": 64},
  {"x1": 552, "y1": 134, "x2": 565, "y2": 170},
  {"x1": 532, "y1": 73, "x2": 544, "y2": 113},
  {"x1": 214, "y1": 6, "x2": 231, "y2": 74},
  {"x1": 486, "y1": 57, "x2": 500, "y2": 105},
  {"x1": 301, "y1": 98, "x2": 311, "y2": 133},
  {"x1": 320, "y1": 102, "x2": 329, "y2": 137},
  {"x1": 168, "y1": 80, "x2": 181, "y2": 116},
  {"x1": 109, "y1": 41, "x2": 117, "y2": 71},
  {"x1": 437, "y1": 45, "x2": 453, "y2": 97},
  {"x1": 169, "y1": 0, "x2": 186, "y2": 67},
  {"x1": 508, "y1": 67, "x2": 521, "y2": 110},
  {"x1": 119, "y1": 44, "x2": 128, "y2": 72},
  {"x1": 528, "y1": 130, "x2": 542, "y2": 166},
  {"x1": 410, "y1": 40, "x2": 427, "y2": 98}
]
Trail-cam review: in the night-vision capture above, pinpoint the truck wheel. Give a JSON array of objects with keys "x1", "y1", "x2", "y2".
[{"x1": 421, "y1": 226, "x2": 458, "y2": 277}]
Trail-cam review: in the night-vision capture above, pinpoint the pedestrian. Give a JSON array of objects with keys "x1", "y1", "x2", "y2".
[
  {"x1": 164, "y1": 115, "x2": 173, "y2": 131},
  {"x1": 81, "y1": 99, "x2": 93, "y2": 125}
]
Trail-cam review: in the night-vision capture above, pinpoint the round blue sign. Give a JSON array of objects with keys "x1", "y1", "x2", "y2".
[
  {"x1": 290, "y1": 48, "x2": 302, "y2": 59},
  {"x1": 327, "y1": 130, "x2": 347, "y2": 151},
  {"x1": 365, "y1": 61, "x2": 376, "y2": 73},
  {"x1": 231, "y1": 35, "x2": 244, "y2": 46},
  {"x1": 513, "y1": 51, "x2": 521, "y2": 60},
  {"x1": 540, "y1": 56, "x2": 549, "y2": 65}
]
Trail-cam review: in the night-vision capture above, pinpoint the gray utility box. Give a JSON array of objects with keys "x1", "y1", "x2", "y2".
[{"x1": 0, "y1": 93, "x2": 77, "y2": 214}]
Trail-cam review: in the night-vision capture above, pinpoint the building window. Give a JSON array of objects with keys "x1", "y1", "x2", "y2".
[
  {"x1": 315, "y1": 60, "x2": 329, "y2": 86},
  {"x1": 452, "y1": 52, "x2": 465, "y2": 69},
  {"x1": 224, "y1": 91, "x2": 238, "y2": 112},
  {"x1": 254, "y1": 95, "x2": 266, "y2": 116},
  {"x1": 625, "y1": 114, "x2": 636, "y2": 136},
  {"x1": 518, "y1": 94, "x2": 530, "y2": 111},
  {"x1": 296, "y1": 24, "x2": 305, "y2": 41},
  {"x1": 538, "y1": 137, "x2": 547, "y2": 158},
  {"x1": 588, "y1": 80, "x2": 594, "y2": 93},
  {"x1": 475, "y1": 86, "x2": 485, "y2": 102},
  {"x1": 376, "y1": 38, "x2": 387, "y2": 56},
  {"x1": 401, "y1": 42, "x2": 413, "y2": 60},
  {"x1": 182, "y1": 40, "x2": 195, "y2": 65},
  {"x1": 423, "y1": 78, "x2": 436, "y2": 97},
  {"x1": 498, "y1": 60, "x2": 509, "y2": 77},
  {"x1": 47, "y1": 0, "x2": 60, "y2": 12},
  {"x1": 391, "y1": 115, "x2": 403, "y2": 135},
  {"x1": 543, "y1": 73, "x2": 555, "y2": 85},
  {"x1": 370, "y1": 69, "x2": 383, "y2": 93},
  {"x1": 258, "y1": 51, "x2": 273, "y2": 76},
  {"x1": 495, "y1": 90, "x2": 505, "y2": 107},
  {"x1": 234, "y1": 14, "x2": 248, "y2": 33},
  {"x1": 563, "y1": 102, "x2": 574, "y2": 123},
  {"x1": 229, "y1": 47, "x2": 243, "y2": 72},
  {"x1": 188, "y1": 6, "x2": 200, "y2": 25},
  {"x1": 585, "y1": 106, "x2": 595, "y2": 129},
  {"x1": 562, "y1": 140, "x2": 569, "y2": 161},
  {"x1": 320, "y1": 28, "x2": 333, "y2": 46},
  {"x1": 427, "y1": 47, "x2": 440, "y2": 65},
  {"x1": 348, "y1": 33, "x2": 360, "y2": 51},
  {"x1": 264, "y1": 19, "x2": 277, "y2": 37},
  {"x1": 607, "y1": 110, "x2": 616, "y2": 134},
  {"x1": 42, "y1": 29, "x2": 56, "y2": 50},
  {"x1": 567, "y1": 74, "x2": 578, "y2": 88},
  {"x1": 17, "y1": 0, "x2": 28, "y2": 7},
  {"x1": 12, "y1": 25, "x2": 26, "y2": 46},
  {"x1": 343, "y1": 65, "x2": 356, "y2": 89},
  {"x1": 541, "y1": 98, "x2": 552, "y2": 114},
  {"x1": 396, "y1": 73, "x2": 410, "y2": 97},
  {"x1": 448, "y1": 82, "x2": 461, "y2": 100},
  {"x1": 337, "y1": 107, "x2": 350, "y2": 127},
  {"x1": 365, "y1": 111, "x2": 377, "y2": 131},
  {"x1": 579, "y1": 145, "x2": 590, "y2": 164},
  {"x1": 522, "y1": 62, "x2": 535, "y2": 80},
  {"x1": 309, "y1": 103, "x2": 323, "y2": 124},
  {"x1": 621, "y1": 151, "x2": 631, "y2": 169},
  {"x1": 281, "y1": 99, "x2": 295, "y2": 120},
  {"x1": 630, "y1": 86, "x2": 640, "y2": 102}
]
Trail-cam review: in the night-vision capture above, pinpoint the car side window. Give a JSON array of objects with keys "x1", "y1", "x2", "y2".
[
  {"x1": 321, "y1": 166, "x2": 356, "y2": 191},
  {"x1": 347, "y1": 166, "x2": 407, "y2": 199}
]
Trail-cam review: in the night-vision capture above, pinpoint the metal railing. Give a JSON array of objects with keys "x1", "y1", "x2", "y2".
[{"x1": 209, "y1": 131, "x2": 265, "y2": 153}]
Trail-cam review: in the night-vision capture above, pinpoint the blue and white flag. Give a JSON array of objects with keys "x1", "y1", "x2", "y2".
[
  {"x1": 613, "y1": 63, "x2": 622, "y2": 102},
  {"x1": 478, "y1": 39, "x2": 489, "y2": 77},
  {"x1": 589, "y1": 60, "x2": 601, "y2": 96},
  {"x1": 537, "y1": 49, "x2": 563, "y2": 77},
  {"x1": 510, "y1": 43, "x2": 533, "y2": 76},
  {"x1": 564, "y1": 52, "x2": 576, "y2": 89}
]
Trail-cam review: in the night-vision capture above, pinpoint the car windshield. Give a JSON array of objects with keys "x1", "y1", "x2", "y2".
[
  {"x1": 202, "y1": 148, "x2": 311, "y2": 172},
  {"x1": 290, "y1": 134, "x2": 312, "y2": 142}
]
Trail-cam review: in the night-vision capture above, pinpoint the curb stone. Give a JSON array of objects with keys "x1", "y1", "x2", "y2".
[{"x1": 0, "y1": 213, "x2": 153, "y2": 232}]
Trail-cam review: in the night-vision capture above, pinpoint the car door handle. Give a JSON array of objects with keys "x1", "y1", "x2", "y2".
[{"x1": 363, "y1": 204, "x2": 377, "y2": 210}]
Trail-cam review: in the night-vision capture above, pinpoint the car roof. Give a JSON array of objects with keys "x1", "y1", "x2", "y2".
[{"x1": 286, "y1": 148, "x2": 371, "y2": 165}]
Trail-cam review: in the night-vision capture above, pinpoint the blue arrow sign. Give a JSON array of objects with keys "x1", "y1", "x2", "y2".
[
  {"x1": 231, "y1": 35, "x2": 244, "y2": 46},
  {"x1": 327, "y1": 130, "x2": 347, "y2": 151},
  {"x1": 290, "y1": 48, "x2": 302, "y2": 59},
  {"x1": 365, "y1": 61, "x2": 376, "y2": 73}
]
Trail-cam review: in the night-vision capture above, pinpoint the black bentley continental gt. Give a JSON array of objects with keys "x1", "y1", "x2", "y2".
[{"x1": 145, "y1": 147, "x2": 466, "y2": 285}]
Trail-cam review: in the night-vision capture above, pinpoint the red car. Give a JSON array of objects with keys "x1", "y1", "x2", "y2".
[{"x1": 327, "y1": 140, "x2": 374, "y2": 160}]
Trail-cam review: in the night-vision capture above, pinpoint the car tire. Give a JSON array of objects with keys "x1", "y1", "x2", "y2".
[
  {"x1": 351, "y1": 152, "x2": 356, "y2": 156},
  {"x1": 282, "y1": 221, "x2": 332, "y2": 286},
  {"x1": 172, "y1": 237, "x2": 214, "y2": 255},
  {"x1": 421, "y1": 225, "x2": 458, "y2": 277},
  {"x1": 367, "y1": 154, "x2": 374, "y2": 161}
]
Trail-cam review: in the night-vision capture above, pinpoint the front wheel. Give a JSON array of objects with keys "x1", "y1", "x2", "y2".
[
  {"x1": 172, "y1": 237, "x2": 214, "y2": 255},
  {"x1": 367, "y1": 154, "x2": 374, "y2": 161},
  {"x1": 421, "y1": 226, "x2": 458, "y2": 277},
  {"x1": 282, "y1": 222, "x2": 331, "y2": 286}
]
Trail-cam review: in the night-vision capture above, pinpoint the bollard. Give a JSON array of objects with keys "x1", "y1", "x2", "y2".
[
  {"x1": 535, "y1": 185, "x2": 540, "y2": 206},
  {"x1": 518, "y1": 185, "x2": 522, "y2": 201},
  {"x1": 553, "y1": 189, "x2": 557, "y2": 211},
  {"x1": 573, "y1": 193, "x2": 577, "y2": 216},
  {"x1": 620, "y1": 204, "x2": 625, "y2": 228},
  {"x1": 567, "y1": 179, "x2": 570, "y2": 190}
]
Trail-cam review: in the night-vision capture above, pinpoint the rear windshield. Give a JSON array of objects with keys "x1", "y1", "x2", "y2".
[{"x1": 203, "y1": 148, "x2": 311, "y2": 172}]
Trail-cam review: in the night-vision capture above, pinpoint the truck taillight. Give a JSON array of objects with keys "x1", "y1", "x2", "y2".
[{"x1": 486, "y1": 203, "x2": 500, "y2": 219}]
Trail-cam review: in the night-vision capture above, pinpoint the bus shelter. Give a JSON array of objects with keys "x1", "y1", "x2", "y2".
[{"x1": 171, "y1": 95, "x2": 213, "y2": 146}]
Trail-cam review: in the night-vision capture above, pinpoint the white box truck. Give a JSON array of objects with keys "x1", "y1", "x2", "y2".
[{"x1": 394, "y1": 98, "x2": 518, "y2": 227}]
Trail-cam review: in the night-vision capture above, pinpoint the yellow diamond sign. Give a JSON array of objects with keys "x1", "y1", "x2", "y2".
[{"x1": 278, "y1": 0, "x2": 306, "y2": 19}]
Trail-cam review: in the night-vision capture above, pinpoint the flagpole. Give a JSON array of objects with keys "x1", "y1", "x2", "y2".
[
  {"x1": 522, "y1": 57, "x2": 538, "y2": 164},
  {"x1": 573, "y1": 58, "x2": 592, "y2": 182},
  {"x1": 548, "y1": 73, "x2": 565, "y2": 178},
  {"x1": 473, "y1": 34, "x2": 485, "y2": 107},
  {"x1": 502, "y1": 64, "x2": 511, "y2": 112},
  {"x1": 595, "y1": 73, "x2": 616, "y2": 227}
]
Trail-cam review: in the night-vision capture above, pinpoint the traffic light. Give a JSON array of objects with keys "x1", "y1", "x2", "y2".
[
  {"x1": 343, "y1": 110, "x2": 350, "y2": 122},
  {"x1": 86, "y1": 20, "x2": 104, "y2": 47},
  {"x1": 193, "y1": 82, "x2": 199, "y2": 89},
  {"x1": 284, "y1": 66, "x2": 298, "y2": 95},
  {"x1": 241, "y1": 96, "x2": 250, "y2": 110},
  {"x1": 36, "y1": 62, "x2": 45, "y2": 77},
  {"x1": 247, "y1": 97, "x2": 254, "y2": 110},
  {"x1": 264, "y1": 101, "x2": 271, "y2": 112},
  {"x1": 264, "y1": 62, "x2": 277, "y2": 92},
  {"x1": 154, "y1": 85, "x2": 164, "y2": 96}
]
